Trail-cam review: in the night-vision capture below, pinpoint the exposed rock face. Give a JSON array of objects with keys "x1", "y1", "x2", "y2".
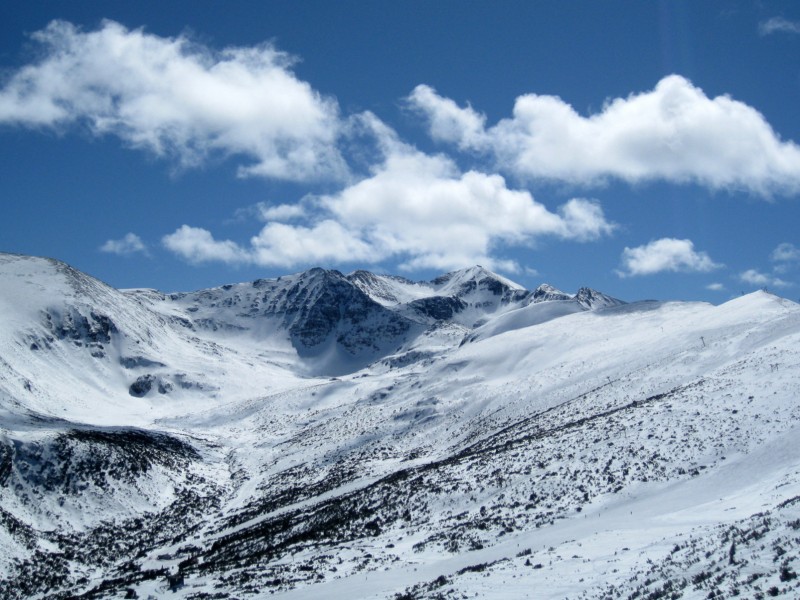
[
  {"x1": 346, "y1": 270, "x2": 418, "y2": 305},
  {"x1": 3, "y1": 428, "x2": 200, "y2": 495},
  {"x1": 129, "y1": 374, "x2": 156, "y2": 397},
  {"x1": 119, "y1": 356, "x2": 166, "y2": 369},
  {"x1": 531, "y1": 283, "x2": 573, "y2": 303},
  {"x1": 575, "y1": 286, "x2": 626, "y2": 310},
  {"x1": 279, "y1": 269, "x2": 413, "y2": 353},
  {"x1": 431, "y1": 265, "x2": 533, "y2": 305},
  {"x1": 407, "y1": 296, "x2": 468, "y2": 321},
  {"x1": 169, "y1": 268, "x2": 417, "y2": 363},
  {"x1": 163, "y1": 264, "x2": 623, "y2": 367},
  {"x1": 129, "y1": 374, "x2": 173, "y2": 396},
  {"x1": 47, "y1": 309, "x2": 118, "y2": 344}
]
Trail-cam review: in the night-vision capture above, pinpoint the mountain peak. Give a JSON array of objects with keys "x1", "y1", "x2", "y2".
[
  {"x1": 294, "y1": 266, "x2": 346, "y2": 282},
  {"x1": 346, "y1": 270, "x2": 421, "y2": 306},
  {"x1": 575, "y1": 287, "x2": 626, "y2": 310},
  {"x1": 531, "y1": 283, "x2": 572, "y2": 302},
  {"x1": 431, "y1": 265, "x2": 525, "y2": 293}
]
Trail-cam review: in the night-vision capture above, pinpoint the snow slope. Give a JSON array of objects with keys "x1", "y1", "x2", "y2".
[{"x1": 0, "y1": 252, "x2": 798, "y2": 599}]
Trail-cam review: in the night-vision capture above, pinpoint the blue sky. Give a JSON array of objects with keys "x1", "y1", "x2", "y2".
[{"x1": 1, "y1": 1, "x2": 799, "y2": 303}]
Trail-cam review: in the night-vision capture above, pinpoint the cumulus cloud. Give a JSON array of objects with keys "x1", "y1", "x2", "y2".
[
  {"x1": 706, "y1": 283, "x2": 726, "y2": 292},
  {"x1": 738, "y1": 269, "x2": 790, "y2": 288},
  {"x1": 408, "y1": 75, "x2": 800, "y2": 195},
  {"x1": 162, "y1": 121, "x2": 615, "y2": 271},
  {"x1": 732, "y1": 245, "x2": 799, "y2": 288},
  {"x1": 99, "y1": 232, "x2": 148, "y2": 256},
  {"x1": 407, "y1": 85, "x2": 487, "y2": 151},
  {"x1": 759, "y1": 17, "x2": 800, "y2": 35},
  {"x1": 162, "y1": 225, "x2": 247, "y2": 264},
  {"x1": 618, "y1": 238, "x2": 721, "y2": 277},
  {"x1": 771, "y1": 242, "x2": 800, "y2": 263},
  {"x1": 0, "y1": 20, "x2": 345, "y2": 181},
  {"x1": 249, "y1": 220, "x2": 375, "y2": 266}
]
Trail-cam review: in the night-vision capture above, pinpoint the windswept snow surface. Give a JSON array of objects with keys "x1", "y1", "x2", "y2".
[{"x1": 1, "y1": 252, "x2": 799, "y2": 599}]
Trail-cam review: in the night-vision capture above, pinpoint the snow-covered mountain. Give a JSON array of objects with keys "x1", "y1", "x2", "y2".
[{"x1": 1, "y1": 252, "x2": 799, "y2": 599}]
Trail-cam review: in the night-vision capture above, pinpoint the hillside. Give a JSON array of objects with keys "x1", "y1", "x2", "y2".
[{"x1": 0, "y1": 252, "x2": 798, "y2": 599}]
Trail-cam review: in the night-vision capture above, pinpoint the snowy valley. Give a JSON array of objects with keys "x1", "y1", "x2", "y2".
[{"x1": 0, "y1": 251, "x2": 799, "y2": 599}]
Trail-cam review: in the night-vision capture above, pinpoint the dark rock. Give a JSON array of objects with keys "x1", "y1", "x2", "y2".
[
  {"x1": 120, "y1": 357, "x2": 166, "y2": 369},
  {"x1": 129, "y1": 375, "x2": 156, "y2": 397},
  {"x1": 408, "y1": 297, "x2": 466, "y2": 321}
]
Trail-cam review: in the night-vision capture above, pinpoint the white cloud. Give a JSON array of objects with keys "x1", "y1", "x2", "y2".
[
  {"x1": 771, "y1": 242, "x2": 800, "y2": 263},
  {"x1": 618, "y1": 238, "x2": 721, "y2": 277},
  {"x1": 706, "y1": 282, "x2": 725, "y2": 292},
  {"x1": 0, "y1": 20, "x2": 345, "y2": 181},
  {"x1": 316, "y1": 148, "x2": 614, "y2": 272},
  {"x1": 407, "y1": 85, "x2": 488, "y2": 151},
  {"x1": 163, "y1": 122, "x2": 615, "y2": 271},
  {"x1": 256, "y1": 203, "x2": 308, "y2": 221},
  {"x1": 759, "y1": 17, "x2": 800, "y2": 35},
  {"x1": 739, "y1": 269, "x2": 769, "y2": 286},
  {"x1": 738, "y1": 269, "x2": 791, "y2": 289},
  {"x1": 249, "y1": 220, "x2": 375, "y2": 267},
  {"x1": 162, "y1": 225, "x2": 247, "y2": 264},
  {"x1": 99, "y1": 232, "x2": 148, "y2": 256},
  {"x1": 408, "y1": 75, "x2": 800, "y2": 195},
  {"x1": 524, "y1": 266, "x2": 540, "y2": 277}
]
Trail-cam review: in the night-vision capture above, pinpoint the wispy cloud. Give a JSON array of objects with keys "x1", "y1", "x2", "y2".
[
  {"x1": 163, "y1": 117, "x2": 615, "y2": 272},
  {"x1": 771, "y1": 242, "x2": 800, "y2": 263},
  {"x1": 0, "y1": 20, "x2": 345, "y2": 181},
  {"x1": 256, "y1": 203, "x2": 308, "y2": 221},
  {"x1": 99, "y1": 233, "x2": 148, "y2": 256},
  {"x1": 738, "y1": 269, "x2": 791, "y2": 288},
  {"x1": 706, "y1": 282, "x2": 725, "y2": 292},
  {"x1": 409, "y1": 75, "x2": 800, "y2": 196},
  {"x1": 732, "y1": 245, "x2": 798, "y2": 289},
  {"x1": 618, "y1": 238, "x2": 721, "y2": 277},
  {"x1": 768, "y1": 242, "x2": 800, "y2": 276},
  {"x1": 759, "y1": 17, "x2": 800, "y2": 36}
]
